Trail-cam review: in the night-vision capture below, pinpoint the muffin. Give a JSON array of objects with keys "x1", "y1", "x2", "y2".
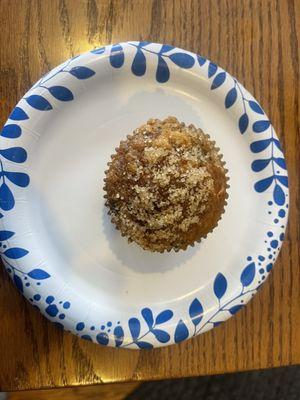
[{"x1": 104, "y1": 117, "x2": 227, "y2": 252}]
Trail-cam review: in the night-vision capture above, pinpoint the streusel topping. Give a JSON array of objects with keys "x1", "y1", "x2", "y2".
[{"x1": 104, "y1": 117, "x2": 227, "y2": 252}]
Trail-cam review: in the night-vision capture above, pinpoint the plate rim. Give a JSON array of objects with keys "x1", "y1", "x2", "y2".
[{"x1": 0, "y1": 41, "x2": 289, "y2": 349}]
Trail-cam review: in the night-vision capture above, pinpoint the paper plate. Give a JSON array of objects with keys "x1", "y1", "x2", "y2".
[{"x1": 0, "y1": 42, "x2": 289, "y2": 349}]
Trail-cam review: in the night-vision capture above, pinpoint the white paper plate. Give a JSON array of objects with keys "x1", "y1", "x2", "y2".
[{"x1": 0, "y1": 42, "x2": 289, "y2": 349}]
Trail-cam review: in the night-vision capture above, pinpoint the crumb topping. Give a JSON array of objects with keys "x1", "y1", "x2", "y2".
[{"x1": 104, "y1": 116, "x2": 227, "y2": 252}]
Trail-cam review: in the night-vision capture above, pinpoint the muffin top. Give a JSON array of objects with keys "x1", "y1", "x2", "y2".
[{"x1": 104, "y1": 116, "x2": 227, "y2": 252}]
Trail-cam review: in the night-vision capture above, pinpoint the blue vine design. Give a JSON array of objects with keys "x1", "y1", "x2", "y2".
[
  {"x1": 0, "y1": 58, "x2": 96, "y2": 213},
  {"x1": 0, "y1": 55, "x2": 95, "y2": 331},
  {"x1": 223, "y1": 78, "x2": 288, "y2": 205},
  {"x1": 74, "y1": 238, "x2": 284, "y2": 348},
  {"x1": 172, "y1": 262, "x2": 259, "y2": 343},
  {"x1": 128, "y1": 42, "x2": 195, "y2": 83},
  {"x1": 195, "y1": 266, "x2": 257, "y2": 334},
  {"x1": 251, "y1": 126, "x2": 288, "y2": 206},
  {"x1": 78, "y1": 308, "x2": 174, "y2": 349},
  {"x1": 198, "y1": 59, "x2": 289, "y2": 206},
  {"x1": 0, "y1": 114, "x2": 30, "y2": 212},
  {"x1": 0, "y1": 230, "x2": 49, "y2": 293},
  {"x1": 24, "y1": 58, "x2": 95, "y2": 111},
  {"x1": 123, "y1": 308, "x2": 173, "y2": 349},
  {"x1": 72, "y1": 263, "x2": 260, "y2": 347},
  {"x1": 92, "y1": 42, "x2": 195, "y2": 83}
]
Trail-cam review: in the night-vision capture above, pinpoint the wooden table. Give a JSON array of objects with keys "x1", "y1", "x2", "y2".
[{"x1": 0, "y1": 0, "x2": 299, "y2": 392}]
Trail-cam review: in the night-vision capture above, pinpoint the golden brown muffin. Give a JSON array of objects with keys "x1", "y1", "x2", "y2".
[{"x1": 104, "y1": 117, "x2": 227, "y2": 252}]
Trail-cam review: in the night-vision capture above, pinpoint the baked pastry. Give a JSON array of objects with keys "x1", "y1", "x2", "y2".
[{"x1": 104, "y1": 117, "x2": 227, "y2": 252}]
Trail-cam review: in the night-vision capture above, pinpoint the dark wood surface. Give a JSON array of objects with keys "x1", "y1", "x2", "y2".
[
  {"x1": 8, "y1": 383, "x2": 140, "y2": 400},
  {"x1": 0, "y1": 0, "x2": 299, "y2": 392}
]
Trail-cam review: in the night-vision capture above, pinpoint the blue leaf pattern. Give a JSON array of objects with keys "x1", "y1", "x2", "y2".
[
  {"x1": 27, "y1": 269, "x2": 50, "y2": 280},
  {"x1": 250, "y1": 139, "x2": 271, "y2": 153},
  {"x1": 0, "y1": 183, "x2": 14, "y2": 211},
  {"x1": 239, "y1": 113, "x2": 249, "y2": 134},
  {"x1": 155, "y1": 310, "x2": 173, "y2": 325},
  {"x1": 109, "y1": 45, "x2": 125, "y2": 68},
  {"x1": 1, "y1": 124, "x2": 22, "y2": 139},
  {"x1": 69, "y1": 66, "x2": 95, "y2": 79},
  {"x1": 9, "y1": 107, "x2": 29, "y2": 121},
  {"x1": 249, "y1": 101, "x2": 264, "y2": 114},
  {"x1": 213, "y1": 273, "x2": 227, "y2": 299},
  {"x1": 174, "y1": 319, "x2": 189, "y2": 343},
  {"x1": 249, "y1": 120, "x2": 287, "y2": 204},
  {"x1": 197, "y1": 55, "x2": 206, "y2": 66},
  {"x1": 189, "y1": 298, "x2": 203, "y2": 326},
  {"x1": 152, "y1": 329, "x2": 170, "y2": 343},
  {"x1": 131, "y1": 49, "x2": 146, "y2": 76},
  {"x1": 0, "y1": 49, "x2": 101, "y2": 345},
  {"x1": 169, "y1": 53, "x2": 195, "y2": 68},
  {"x1": 0, "y1": 147, "x2": 27, "y2": 163},
  {"x1": 208, "y1": 62, "x2": 218, "y2": 78},
  {"x1": 114, "y1": 325, "x2": 124, "y2": 347},
  {"x1": 273, "y1": 184, "x2": 285, "y2": 206},
  {"x1": 251, "y1": 159, "x2": 271, "y2": 172},
  {"x1": 254, "y1": 176, "x2": 274, "y2": 192},
  {"x1": 211, "y1": 72, "x2": 226, "y2": 90},
  {"x1": 26, "y1": 95, "x2": 52, "y2": 111},
  {"x1": 240, "y1": 262, "x2": 255, "y2": 287},
  {"x1": 0, "y1": 230, "x2": 14, "y2": 241},
  {"x1": 0, "y1": 57, "x2": 96, "y2": 225},
  {"x1": 253, "y1": 120, "x2": 271, "y2": 133},
  {"x1": 156, "y1": 56, "x2": 170, "y2": 83},
  {"x1": 141, "y1": 308, "x2": 154, "y2": 328},
  {"x1": 128, "y1": 318, "x2": 141, "y2": 340},
  {"x1": 4, "y1": 171, "x2": 30, "y2": 187},
  {"x1": 221, "y1": 77, "x2": 287, "y2": 208},
  {"x1": 48, "y1": 86, "x2": 74, "y2": 101},
  {"x1": 225, "y1": 87, "x2": 237, "y2": 108},
  {"x1": 3, "y1": 247, "x2": 29, "y2": 259}
]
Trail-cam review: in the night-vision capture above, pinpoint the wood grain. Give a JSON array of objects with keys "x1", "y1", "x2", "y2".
[
  {"x1": 0, "y1": 0, "x2": 299, "y2": 392},
  {"x1": 8, "y1": 383, "x2": 140, "y2": 400}
]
